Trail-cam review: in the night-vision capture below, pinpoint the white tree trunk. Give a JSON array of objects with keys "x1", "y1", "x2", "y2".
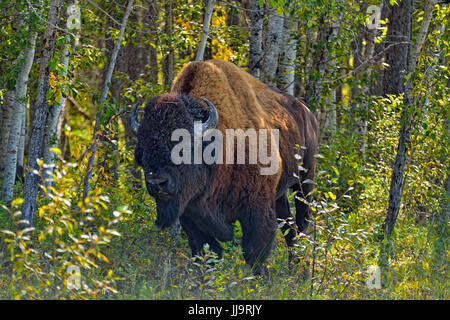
[
  {"x1": 0, "y1": 91, "x2": 14, "y2": 181},
  {"x1": 305, "y1": 15, "x2": 331, "y2": 108},
  {"x1": 409, "y1": 0, "x2": 436, "y2": 75},
  {"x1": 278, "y1": 16, "x2": 298, "y2": 95},
  {"x1": 195, "y1": 0, "x2": 216, "y2": 61},
  {"x1": 248, "y1": 0, "x2": 264, "y2": 78},
  {"x1": 357, "y1": 36, "x2": 376, "y2": 158},
  {"x1": 356, "y1": 0, "x2": 379, "y2": 158},
  {"x1": 43, "y1": 32, "x2": 71, "y2": 188},
  {"x1": 1, "y1": 31, "x2": 37, "y2": 202},
  {"x1": 320, "y1": 13, "x2": 342, "y2": 134},
  {"x1": 261, "y1": 6, "x2": 284, "y2": 84}
]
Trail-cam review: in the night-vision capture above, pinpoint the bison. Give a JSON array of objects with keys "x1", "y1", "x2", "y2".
[{"x1": 131, "y1": 59, "x2": 318, "y2": 274}]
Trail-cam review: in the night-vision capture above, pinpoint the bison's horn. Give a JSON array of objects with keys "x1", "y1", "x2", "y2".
[
  {"x1": 201, "y1": 98, "x2": 219, "y2": 136},
  {"x1": 130, "y1": 102, "x2": 140, "y2": 135}
]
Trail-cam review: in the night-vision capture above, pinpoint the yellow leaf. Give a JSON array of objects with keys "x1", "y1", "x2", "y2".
[
  {"x1": 11, "y1": 198, "x2": 24, "y2": 207},
  {"x1": 49, "y1": 147, "x2": 62, "y2": 155},
  {"x1": 276, "y1": 6, "x2": 283, "y2": 16}
]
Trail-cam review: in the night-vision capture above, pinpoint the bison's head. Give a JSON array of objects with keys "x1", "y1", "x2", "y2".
[{"x1": 131, "y1": 94, "x2": 218, "y2": 228}]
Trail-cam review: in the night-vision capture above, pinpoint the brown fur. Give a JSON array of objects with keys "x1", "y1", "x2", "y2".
[
  {"x1": 137, "y1": 60, "x2": 318, "y2": 274},
  {"x1": 171, "y1": 59, "x2": 318, "y2": 215}
]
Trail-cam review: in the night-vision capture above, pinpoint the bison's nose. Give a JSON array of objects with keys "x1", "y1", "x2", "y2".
[{"x1": 146, "y1": 172, "x2": 174, "y2": 196}]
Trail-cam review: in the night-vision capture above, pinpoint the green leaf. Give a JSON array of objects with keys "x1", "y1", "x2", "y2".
[
  {"x1": 49, "y1": 60, "x2": 56, "y2": 71},
  {"x1": 46, "y1": 89, "x2": 53, "y2": 100}
]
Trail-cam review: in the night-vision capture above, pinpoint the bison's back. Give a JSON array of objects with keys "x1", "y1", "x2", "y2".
[
  {"x1": 171, "y1": 59, "x2": 317, "y2": 200},
  {"x1": 171, "y1": 60, "x2": 285, "y2": 131}
]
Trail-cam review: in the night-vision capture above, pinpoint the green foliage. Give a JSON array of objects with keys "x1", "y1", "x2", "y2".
[
  {"x1": 0, "y1": 158, "x2": 126, "y2": 299},
  {"x1": 0, "y1": 0, "x2": 448, "y2": 300}
]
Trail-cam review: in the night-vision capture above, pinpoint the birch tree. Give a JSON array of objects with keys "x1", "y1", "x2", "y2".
[
  {"x1": 248, "y1": 0, "x2": 264, "y2": 78},
  {"x1": 195, "y1": 0, "x2": 216, "y2": 61},
  {"x1": 21, "y1": 0, "x2": 63, "y2": 227},
  {"x1": 324, "y1": 12, "x2": 343, "y2": 135},
  {"x1": 357, "y1": 30, "x2": 376, "y2": 159},
  {"x1": 41, "y1": 2, "x2": 78, "y2": 187},
  {"x1": 1, "y1": 27, "x2": 37, "y2": 202},
  {"x1": 304, "y1": 14, "x2": 332, "y2": 126},
  {"x1": 0, "y1": 92, "x2": 14, "y2": 181},
  {"x1": 42, "y1": 30, "x2": 71, "y2": 189},
  {"x1": 351, "y1": 2, "x2": 380, "y2": 158},
  {"x1": 261, "y1": 6, "x2": 284, "y2": 84},
  {"x1": 278, "y1": 15, "x2": 298, "y2": 95}
]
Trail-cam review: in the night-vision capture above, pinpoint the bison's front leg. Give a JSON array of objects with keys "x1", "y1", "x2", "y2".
[
  {"x1": 180, "y1": 215, "x2": 223, "y2": 259},
  {"x1": 239, "y1": 206, "x2": 277, "y2": 276}
]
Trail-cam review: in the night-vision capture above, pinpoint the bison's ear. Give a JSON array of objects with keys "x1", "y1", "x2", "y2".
[{"x1": 129, "y1": 102, "x2": 141, "y2": 135}]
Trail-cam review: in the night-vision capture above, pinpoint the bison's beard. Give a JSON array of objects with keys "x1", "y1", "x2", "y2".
[{"x1": 155, "y1": 200, "x2": 180, "y2": 228}]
